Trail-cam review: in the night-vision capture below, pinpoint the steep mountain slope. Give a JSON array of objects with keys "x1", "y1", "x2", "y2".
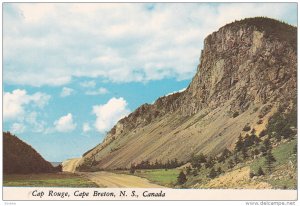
[
  {"x1": 3, "y1": 132, "x2": 55, "y2": 174},
  {"x1": 79, "y1": 17, "x2": 297, "y2": 170}
]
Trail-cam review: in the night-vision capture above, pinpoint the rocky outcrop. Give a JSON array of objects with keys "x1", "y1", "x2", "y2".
[{"x1": 79, "y1": 17, "x2": 297, "y2": 170}]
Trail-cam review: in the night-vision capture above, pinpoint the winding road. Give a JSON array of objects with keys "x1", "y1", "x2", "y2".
[{"x1": 62, "y1": 158, "x2": 164, "y2": 188}]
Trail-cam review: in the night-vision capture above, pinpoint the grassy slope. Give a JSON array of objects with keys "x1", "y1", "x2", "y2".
[
  {"x1": 3, "y1": 173, "x2": 98, "y2": 187},
  {"x1": 184, "y1": 138, "x2": 297, "y2": 189},
  {"x1": 250, "y1": 139, "x2": 297, "y2": 189},
  {"x1": 116, "y1": 169, "x2": 180, "y2": 187},
  {"x1": 111, "y1": 139, "x2": 296, "y2": 189}
]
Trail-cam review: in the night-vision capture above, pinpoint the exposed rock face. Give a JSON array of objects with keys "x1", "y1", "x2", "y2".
[{"x1": 79, "y1": 17, "x2": 297, "y2": 170}]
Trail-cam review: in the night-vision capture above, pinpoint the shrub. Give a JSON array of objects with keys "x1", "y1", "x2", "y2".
[
  {"x1": 232, "y1": 111, "x2": 239, "y2": 118},
  {"x1": 257, "y1": 119, "x2": 263, "y2": 124},
  {"x1": 257, "y1": 166, "x2": 265, "y2": 176},
  {"x1": 177, "y1": 171, "x2": 187, "y2": 185},
  {"x1": 259, "y1": 130, "x2": 267, "y2": 137},
  {"x1": 243, "y1": 124, "x2": 251, "y2": 132}
]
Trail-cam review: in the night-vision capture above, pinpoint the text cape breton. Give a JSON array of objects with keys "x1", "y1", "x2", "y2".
[{"x1": 32, "y1": 189, "x2": 166, "y2": 199}]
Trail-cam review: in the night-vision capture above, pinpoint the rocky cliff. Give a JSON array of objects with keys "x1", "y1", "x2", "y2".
[{"x1": 79, "y1": 17, "x2": 297, "y2": 170}]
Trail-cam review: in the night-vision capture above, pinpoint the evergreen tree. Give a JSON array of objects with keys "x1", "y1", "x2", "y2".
[
  {"x1": 263, "y1": 138, "x2": 272, "y2": 151},
  {"x1": 257, "y1": 166, "x2": 265, "y2": 176},
  {"x1": 217, "y1": 167, "x2": 223, "y2": 175},
  {"x1": 186, "y1": 166, "x2": 192, "y2": 175},
  {"x1": 208, "y1": 168, "x2": 217, "y2": 179},
  {"x1": 192, "y1": 168, "x2": 199, "y2": 176},
  {"x1": 228, "y1": 159, "x2": 235, "y2": 169},
  {"x1": 293, "y1": 144, "x2": 297, "y2": 154},
  {"x1": 233, "y1": 154, "x2": 240, "y2": 165},
  {"x1": 130, "y1": 164, "x2": 135, "y2": 174},
  {"x1": 264, "y1": 151, "x2": 276, "y2": 173},
  {"x1": 190, "y1": 153, "x2": 206, "y2": 169},
  {"x1": 241, "y1": 147, "x2": 248, "y2": 159},
  {"x1": 235, "y1": 135, "x2": 244, "y2": 152},
  {"x1": 177, "y1": 171, "x2": 187, "y2": 185}
]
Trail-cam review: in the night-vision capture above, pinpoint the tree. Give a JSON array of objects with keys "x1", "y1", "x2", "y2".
[
  {"x1": 257, "y1": 166, "x2": 265, "y2": 176},
  {"x1": 233, "y1": 154, "x2": 240, "y2": 165},
  {"x1": 217, "y1": 167, "x2": 223, "y2": 175},
  {"x1": 130, "y1": 164, "x2": 135, "y2": 174},
  {"x1": 190, "y1": 153, "x2": 206, "y2": 169},
  {"x1": 293, "y1": 144, "x2": 297, "y2": 154},
  {"x1": 264, "y1": 151, "x2": 276, "y2": 173},
  {"x1": 263, "y1": 138, "x2": 272, "y2": 151},
  {"x1": 241, "y1": 147, "x2": 248, "y2": 160},
  {"x1": 186, "y1": 166, "x2": 192, "y2": 175},
  {"x1": 177, "y1": 171, "x2": 187, "y2": 185},
  {"x1": 228, "y1": 159, "x2": 235, "y2": 169},
  {"x1": 235, "y1": 135, "x2": 244, "y2": 152},
  {"x1": 192, "y1": 168, "x2": 199, "y2": 176},
  {"x1": 208, "y1": 168, "x2": 217, "y2": 179},
  {"x1": 218, "y1": 148, "x2": 232, "y2": 163},
  {"x1": 205, "y1": 156, "x2": 215, "y2": 169}
]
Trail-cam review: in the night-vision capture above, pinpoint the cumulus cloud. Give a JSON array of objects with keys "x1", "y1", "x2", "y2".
[
  {"x1": 3, "y1": 3, "x2": 297, "y2": 86},
  {"x1": 85, "y1": 87, "x2": 108, "y2": 96},
  {"x1": 92, "y1": 97, "x2": 130, "y2": 133},
  {"x1": 82, "y1": 122, "x2": 91, "y2": 132},
  {"x1": 10, "y1": 122, "x2": 26, "y2": 134},
  {"x1": 60, "y1": 87, "x2": 74, "y2": 97},
  {"x1": 80, "y1": 80, "x2": 96, "y2": 88},
  {"x1": 54, "y1": 113, "x2": 76, "y2": 132},
  {"x1": 3, "y1": 89, "x2": 51, "y2": 121}
]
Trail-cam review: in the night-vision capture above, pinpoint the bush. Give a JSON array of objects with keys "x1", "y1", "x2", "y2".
[
  {"x1": 177, "y1": 171, "x2": 187, "y2": 185},
  {"x1": 208, "y1": 168, "x2": 217, "y2": 179},
  {"x1": 257, "y1": 119, "x2": 263, "y2": 124},
  {"x1": 243, "y1": 124, "x2": 251, "y2": 132},
  {"x1": 259, "y1": 130, "x2": 267, "y2": 137},
  {"x1": 232, "y1": 111, "x2": 239, "y2": 118},
  {"x1": 257, "y1": 166, "x2": 265, "y2": 176},
  {"x1": 249, "y1": 172, "x2": 255, "y2": 178}
]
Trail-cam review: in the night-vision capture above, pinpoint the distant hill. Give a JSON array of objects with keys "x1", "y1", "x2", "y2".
[{"x1": 3, "y1": 132, "x2": 55, "y2": 174}]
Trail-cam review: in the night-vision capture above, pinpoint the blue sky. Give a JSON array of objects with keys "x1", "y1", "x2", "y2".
[{"x1": 3, "y1": 3, "x2": 297, "y2": 162}]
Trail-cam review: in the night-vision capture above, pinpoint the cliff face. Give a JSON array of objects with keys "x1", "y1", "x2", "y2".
[
  {"x1": 79, "y1": 18, "x2": 297, "y2": 170},
  {"x1": 3, "y1": 132, "x2": 55, "y2": 174}
]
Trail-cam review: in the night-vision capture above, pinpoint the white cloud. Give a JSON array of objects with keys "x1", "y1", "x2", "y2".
[
  {"x1": 3, "y1": 89, "x2": 51, "y2": 121},
  {"x1": 25, "y1": 112, "x2": 46, "y2": 133},
  {"x1": 80, "y1": 80, "x2": 96, "y2": 88},
  {"x1": 85, "y1": 87, "x2": 108, "y2": 96},
  {"x1": 82, "y1": 122, "x2": 91, "y2": 132},
  {"x1": 54, "y1": 113, "x2": 76, "y2": 132},
  {"x1": 92, "y1": 97, "x2": 130, "y2": 133},
  {"x1": 10, "y1": 122, "x2": 26, "y2": 134},
  {"x1": 3, "y1": 3, "x2": 297, "y2": 86},
  {"x1": 60, "y1": 87, "x2": 74, "y2": 97}
]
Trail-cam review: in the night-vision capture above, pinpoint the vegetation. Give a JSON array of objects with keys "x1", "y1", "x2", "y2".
[
  {"x1": 3, "y1": 173, "x2": 98, "y2": 187},
  {"x1": 264, "y1": 151, "x2": 277, "y2": 173},
  {"x1": 177, "y1": 171, "x2": 187, "y2": 185},
  {"x1": 3, "y1": 132, "x2": 55, "y2": 174},
  {"x1": 130, "y1": 159, "x2": 183, "y2": 170},
  {"x1": 130, "y1": 169, "x2": 180, "y2": 187}
]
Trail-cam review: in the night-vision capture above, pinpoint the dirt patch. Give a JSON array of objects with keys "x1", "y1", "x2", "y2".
[
  {"x1": 62, "y1": 158, "x2": 81, "y2": 173},
  {"x1": 196, "y1": 166, "x2": 272, "y2": 189},
  {"x1": 80, "y1": 171, "x2": 165, "y2": 188}
]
